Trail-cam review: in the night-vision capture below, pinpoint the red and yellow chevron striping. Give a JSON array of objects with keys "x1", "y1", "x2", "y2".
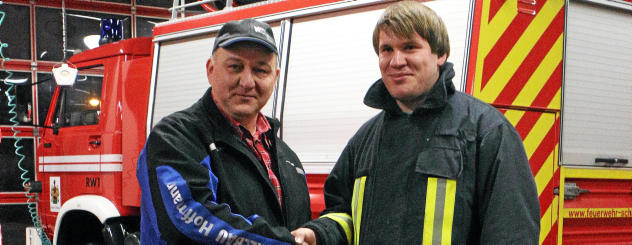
[{"x1": 467, "y1": 0, "x2": 566, "y2": 244}]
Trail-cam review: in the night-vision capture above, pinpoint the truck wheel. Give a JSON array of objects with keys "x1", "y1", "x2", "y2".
[{"x1": 56, "y1": 211, "x2": 104, "y2": 245}]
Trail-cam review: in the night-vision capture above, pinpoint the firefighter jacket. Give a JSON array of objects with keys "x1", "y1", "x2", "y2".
[
  {"x1": 137, "y1": 88, "x2": 311, "y2": 244},
  {"x1": 303, "y1": 62, "x2": 540, "y2": 244}
]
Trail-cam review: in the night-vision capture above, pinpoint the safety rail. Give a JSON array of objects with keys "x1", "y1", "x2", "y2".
[{"x1": 169, "y1": 0, "x2": 277, "y2": 19}]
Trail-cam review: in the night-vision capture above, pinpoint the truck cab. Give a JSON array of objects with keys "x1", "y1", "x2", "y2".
[{"x1": 37, "y1": 37, "x2": 152, "y2": 244}]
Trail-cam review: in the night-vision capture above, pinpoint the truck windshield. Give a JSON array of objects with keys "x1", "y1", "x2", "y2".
[{"x1": 52, "y1": 68, "x2": 103, "y2": 127}]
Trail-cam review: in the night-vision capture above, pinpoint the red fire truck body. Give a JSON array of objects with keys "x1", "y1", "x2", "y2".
[
  {"x1": 32, "y1": 0, "x2": 632, "y2": 244},
  {"x1": 37, "y1": 37, "x2": 152, "y2": 243}
]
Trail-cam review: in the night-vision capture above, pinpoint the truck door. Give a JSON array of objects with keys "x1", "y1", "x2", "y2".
[{"x1": 38, "y1": 67, "x2": 104, "y2": 225}]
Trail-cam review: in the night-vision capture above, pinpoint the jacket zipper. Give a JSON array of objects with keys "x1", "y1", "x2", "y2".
[
  {"x1": 271, "y1": 139, "x2": 289, "y2": 226},
  {"x1": 359, "y1": 113, "x2": 387, "y2": 244},
  {"x1": 217, "y1": 138, "x2": 284, "y2": 216}
]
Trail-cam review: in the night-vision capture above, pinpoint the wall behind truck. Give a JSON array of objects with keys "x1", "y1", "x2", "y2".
[{"x1": 0, "y1": 1, "x2": 169, "y2": 243}]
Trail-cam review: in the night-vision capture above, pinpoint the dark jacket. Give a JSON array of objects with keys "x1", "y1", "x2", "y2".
[
  {"x1": 137, "y1": 88, "x2": 311, "y2": 244},
  {"x1": 304, "y1": 63, "x2": 540, "y2": 244}
]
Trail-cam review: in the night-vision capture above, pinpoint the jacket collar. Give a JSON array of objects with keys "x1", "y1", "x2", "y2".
[{"x1": 363, "y1": 62, "x2": 456, "y2": 115}]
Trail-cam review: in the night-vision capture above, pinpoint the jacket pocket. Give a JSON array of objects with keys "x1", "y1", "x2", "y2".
[
  {"x1": 415, "y1": 135, "x2": 463, "y2": 179},
  {"x1": 416, "y1": 136, "x2": 462, "y2": 245}
]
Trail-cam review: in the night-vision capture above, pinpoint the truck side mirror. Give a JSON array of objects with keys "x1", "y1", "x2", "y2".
[{"x1": 52, "y1": 63, "x2": 78, "y2": 86}]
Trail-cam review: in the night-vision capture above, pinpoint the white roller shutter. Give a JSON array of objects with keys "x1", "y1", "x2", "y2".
[
  {"x1": 561, "y1": 1, "x2": 632, "y2": 167},
  {"x1": 150, "y1": 24, "x2": 282, "y2": 128},
  {"x1": 151, "y1": 35, "x2": 214, "y2": 126},
  {"x1": 282, "y1": 0, "x2": 470, "y2": 173}
]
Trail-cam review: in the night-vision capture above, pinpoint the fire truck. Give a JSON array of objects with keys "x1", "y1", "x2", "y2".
[{"x1": 24, "y1": 0, "x2": 631, "y2": 244}]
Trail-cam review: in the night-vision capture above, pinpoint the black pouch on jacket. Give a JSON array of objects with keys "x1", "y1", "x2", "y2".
[{"x1": 415, "y1": 131, "x2": 463, "y2": 179}]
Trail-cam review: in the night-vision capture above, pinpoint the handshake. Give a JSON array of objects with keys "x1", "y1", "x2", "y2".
[{"x1": 291, "y1": 228, "x2": 317, "y2": 245}]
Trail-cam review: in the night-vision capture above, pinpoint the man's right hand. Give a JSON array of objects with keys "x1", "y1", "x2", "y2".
[{"x1": 291, "y1": 228, "x2": 317, "y2": 245}]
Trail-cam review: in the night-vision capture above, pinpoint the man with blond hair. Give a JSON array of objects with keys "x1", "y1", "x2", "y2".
[{"x1": 292, "y1": 1, "x2": 540, "y2": 244}]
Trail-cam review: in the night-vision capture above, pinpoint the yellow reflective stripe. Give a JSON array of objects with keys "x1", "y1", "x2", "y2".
[
  {"x1": 423, "y1": 178, "x2": 457, "y2": 245},
  {"x1": 423, "y1": 178, "x2": 438, "y2": 245},
  {"x1": 321, "y1": 213, "x2": 353, "y2": 244},
  {"x1": 351, "y1": 176, "x2": 366, "y2": 245},
  {"x1": 441, "y1": 179, "x2": 457, "y2": 245}
]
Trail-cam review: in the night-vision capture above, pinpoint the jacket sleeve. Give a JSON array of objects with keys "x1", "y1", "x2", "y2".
[
  {"x1": 137, "y1": 119, "x2": 296, "y2": 244},
  {"x1": 476, "y1": 121, "x2": 540, "y2": 244},
  {"x1": 302, "y1": 143, "x2": 355, "y2": 245}
]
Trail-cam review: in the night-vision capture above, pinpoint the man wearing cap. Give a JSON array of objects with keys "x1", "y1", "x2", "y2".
[{"x1": 137, "y1": 19, "x2": 311, "y2": 244}]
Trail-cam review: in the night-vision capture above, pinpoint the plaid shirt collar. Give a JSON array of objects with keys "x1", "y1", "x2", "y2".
[{"x1": 211, "y1": 93, "x2": 272, "y2": 141}]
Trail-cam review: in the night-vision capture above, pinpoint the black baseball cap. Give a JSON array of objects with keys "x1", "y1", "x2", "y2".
[{"x1": 212, "y1": 18, "x2": 278, "y2": 54}]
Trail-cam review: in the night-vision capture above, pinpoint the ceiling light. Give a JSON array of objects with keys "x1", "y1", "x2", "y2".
[{"x1": 2, "y1": 77, "x2": 29, "y2": 84}]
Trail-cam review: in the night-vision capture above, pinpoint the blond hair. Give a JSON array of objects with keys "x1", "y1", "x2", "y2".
[{"x1": 372, "y1": 1, "x2": 450, "y2": 58}]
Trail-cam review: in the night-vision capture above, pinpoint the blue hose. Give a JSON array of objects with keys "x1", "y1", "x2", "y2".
[{"x1": 1, "y1": 2, "x2": 52, "y2": 244}]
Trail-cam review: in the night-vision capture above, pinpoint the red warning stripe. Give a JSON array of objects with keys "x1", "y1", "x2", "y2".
[
  {"x1": 489, "y1": 0, "x2": 504, "y2": 23},
  {"x1": 514, "y1": 111, "x2": 542, "y2": 140},
  {"x1": 539, "y1": 167, "x2": 560, "y2": 217},
  {"x1": 528, "y1": 117, "x2": 560, "y2": 176},
  {"x1": 466, "y1": 0, "x2": 485, "y2": 95},
  {"x1": 544, "y1": 220, "x2": 559, "y2": 245},
  {"x1": 540, "y1": 176, "x2": 555, "y2": 217},
  {"x1": 493, "y1": 8, "x2": 564, "y2": 106},
  {"x1": 529, "y1": 63, "x2": 562, "y2": 109}
]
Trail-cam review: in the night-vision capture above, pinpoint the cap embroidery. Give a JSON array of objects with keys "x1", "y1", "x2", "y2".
[{"x1": 253, "y1": 25, "x2": 266, "y2": 35}]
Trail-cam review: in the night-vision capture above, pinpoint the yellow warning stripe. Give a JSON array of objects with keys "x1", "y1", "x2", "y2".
[
  {"x1": 539, "y1": 199, "x2": 553, "y2": 244},
  {"x1": 547, "y1": 90, "x2": 561, "y2": 111},
  {"x1": 423, "y1": 178, "x2": 457, "y2": 245},
  {"x1": 551, "y1": 195, "x2": 559, "y2": 242},
  {"x1": 479, "y1": 0, "x2": 564, "y2": 102},
  {"x1": 321, "y1": 213, "x2": 353, "y2": 244},
  {"x1": 480, "y1": 0, "x2": 517, "y2": 55},
  {"x1": 512, "y1": 34, "x2": 563, "y2": 108},
  {"x1": 540, "y1": 143, "x2": 560, "y2": 244},
  {"x1": 503, "y1": 109, "x2": 525, "y2": 126},
  {"x1": 441, "y1": 180, "x2": 457, "y2": 245},
  {"x1": 423, "y1": 178, "x2": 438, "y2": 245},
  {"x1": 523, "y1": 114, "x2": 554, "y2": 159},
  {"x1": 553, "y1": 141, "x2": 559, "y2": 175},
  {"x1": 563, "y1": 167, "x2": 632, "y2": 180},
  {"x1": 535, "y1": 151, "x2": 555, "y2": 196},
  {"x1": 351, "y1": 176, "x2": 366, "y2": 245},
  {"x1": 559, "y1": 167, "x2": 566, "y2": 244},
  {"x1": 552, "y1": 195, "x2": 559, "y2": 223}
]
